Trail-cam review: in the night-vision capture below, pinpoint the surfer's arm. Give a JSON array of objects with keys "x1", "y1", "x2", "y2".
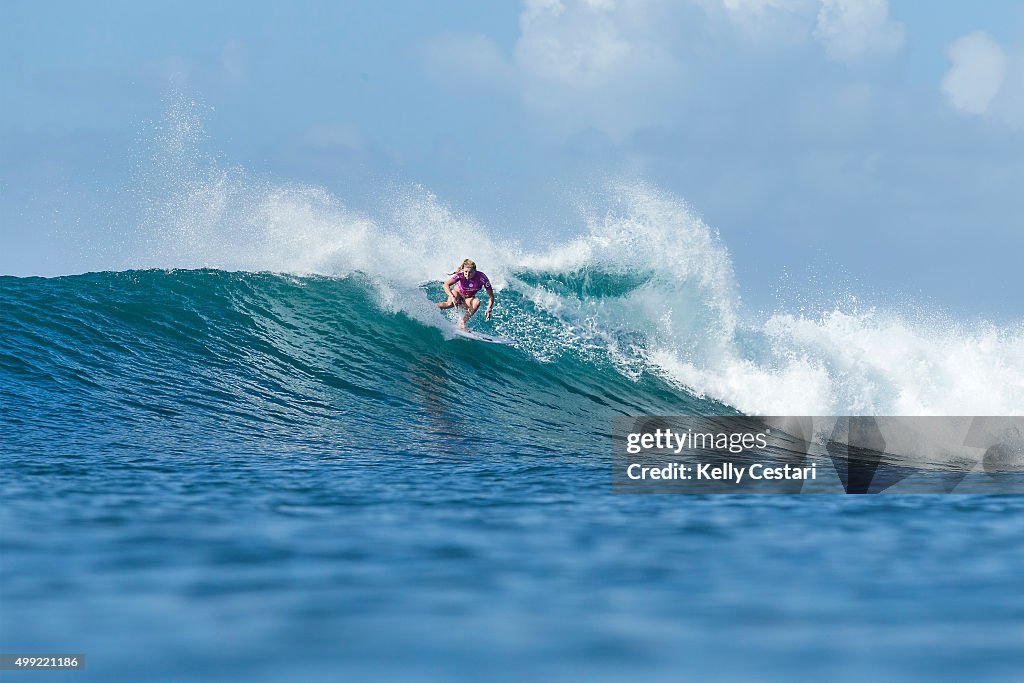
[
  {"x1": 442, "y1": 276, "x2": 457, "y2": 302},
  {"x1": 485, "y1": 287, "x2": 495, "y2": 320}
]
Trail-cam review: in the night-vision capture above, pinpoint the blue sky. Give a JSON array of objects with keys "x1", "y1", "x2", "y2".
[{"x1": 2, "y1": 0, "x2": 1023, "y2": 318}]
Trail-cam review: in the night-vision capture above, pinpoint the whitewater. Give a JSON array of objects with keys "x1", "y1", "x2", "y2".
[{"x1": 76, "y1": 101, "x2": 1021, "y2": 419}]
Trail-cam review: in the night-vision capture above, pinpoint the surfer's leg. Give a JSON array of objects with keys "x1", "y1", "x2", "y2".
[
  {"x1": 438, "y1": 291, "x2": 464, "y2": 309},
  {"x1": 460, "y1": 297, "x2": 481, "y2": 327}
]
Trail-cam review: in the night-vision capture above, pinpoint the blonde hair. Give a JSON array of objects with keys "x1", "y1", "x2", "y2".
[{"x1": 459, "y1": 259, "x2": 476, "y2": 271}]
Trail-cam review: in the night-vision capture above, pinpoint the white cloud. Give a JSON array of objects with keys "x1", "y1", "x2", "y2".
[
  {"x1": 941, "y1": 32, "x2": 1007, "y2": 116},
  {"x1": 813, "y1": 0, "x2": 905, "y2": 63},
  {"x1": 423, "y1": 0, "x2": 911, "y2": 139},
  {"x1": 704, "y1": 0, "x2": 817, "y2": 45},
  {"x1": 699, "y1": 0, "x2": 905, "y2": 61},
  {"x1": 422, "y1": 0, "x2": 686, "y2": 139},
  {"x1": 511, "y1": 0, "x2": 684, "y2": 138},
  {"x1": 515, "y1": 0, "x2": 636, "y2": 88},
  {"x1": 941, "y1": 31, "x2": 1024, "y2": 129}
]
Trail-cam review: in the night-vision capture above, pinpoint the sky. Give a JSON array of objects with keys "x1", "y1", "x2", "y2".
[{"x1": 2, "y1": 0, "x2": 1023, "y2": 318}]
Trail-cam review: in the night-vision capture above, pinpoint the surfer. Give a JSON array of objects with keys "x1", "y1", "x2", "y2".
[{"x1": 437, "y1": 259, "x2": 495, "y2": 329}]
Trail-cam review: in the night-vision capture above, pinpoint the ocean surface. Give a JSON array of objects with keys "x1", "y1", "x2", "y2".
[{"x1": 2, "y1": 268, "x2": 1024, "y2": 682}]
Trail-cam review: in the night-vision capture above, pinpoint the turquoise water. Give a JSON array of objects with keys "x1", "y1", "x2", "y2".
[{"x1": 2, "y1": 270, "x2": 1023, "y2": 681}]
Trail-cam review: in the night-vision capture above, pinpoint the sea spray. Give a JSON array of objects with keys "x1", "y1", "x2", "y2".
[{"x1": 106, "y1": 99, "x2": 1024, "y2": 416}]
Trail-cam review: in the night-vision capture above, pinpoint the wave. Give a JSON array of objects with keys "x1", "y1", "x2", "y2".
[
  {"x1": 12, "y1": 100, "x2": 1023, "y2": 419},
  {"x1": 0, "y1": 270, "x2": 729, "y2": 457},
  {"x1": 125, "y1": 169, "x2": 1024, "y2": 416}
]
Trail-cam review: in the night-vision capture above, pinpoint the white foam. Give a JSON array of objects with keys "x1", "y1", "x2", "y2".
[
  {"x1": 512, "y1": 190, "x2": 1024, "y2": 415},
  {"x1": 130, "y1": 99, "x2": 1024, "y2": 416}
]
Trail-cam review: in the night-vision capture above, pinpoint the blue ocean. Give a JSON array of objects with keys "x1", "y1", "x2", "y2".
[
  {"x1": 3, "y1": 264, "x2": 1024, "y2": 681},
  {"x1": 3, "y1": 115, "x2": 1024, "y2": 681}
]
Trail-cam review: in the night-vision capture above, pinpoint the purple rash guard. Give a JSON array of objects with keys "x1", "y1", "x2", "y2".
[{"x1": 453, "y1": 271, "x2": 491, "y2": 298}]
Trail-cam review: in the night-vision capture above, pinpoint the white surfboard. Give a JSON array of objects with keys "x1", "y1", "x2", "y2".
[{"x1": 453, "y1": 327, "x2": 514, "y2": 345}]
